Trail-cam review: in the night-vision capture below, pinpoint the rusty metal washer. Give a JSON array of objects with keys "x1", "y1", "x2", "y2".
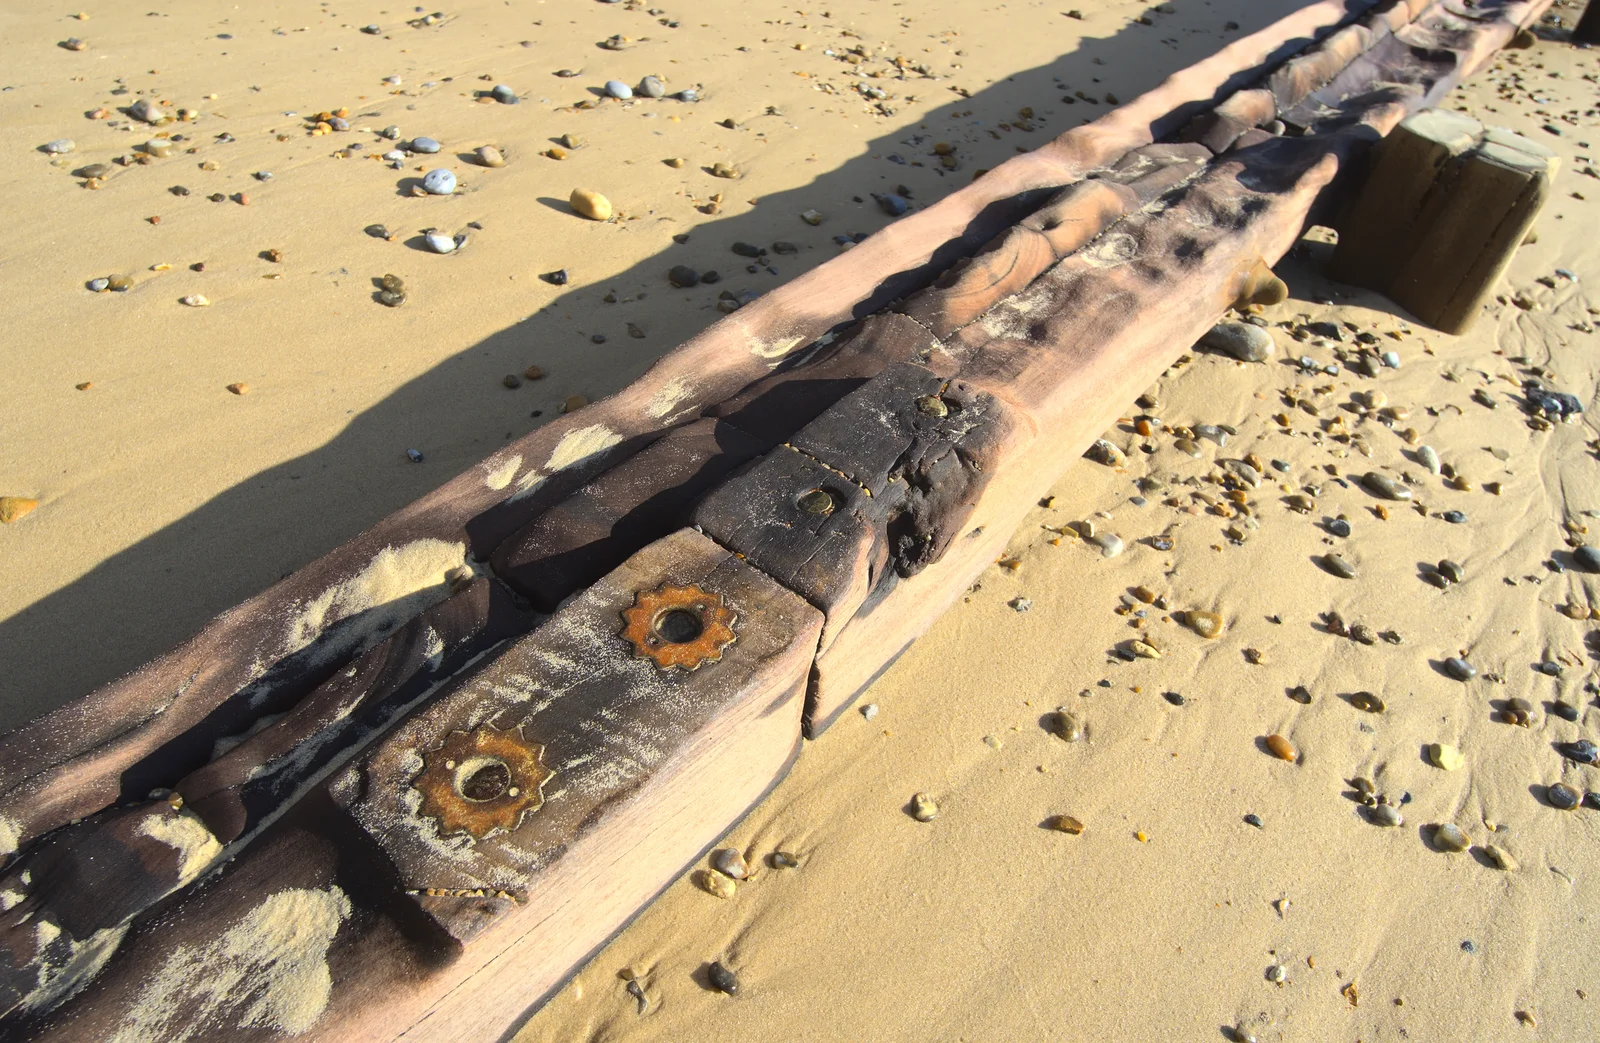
[
  {"x1": 413, "y1": 724, "x2": 555, "y2": 840},
  {"x1": 620, "y1": 583, "x2": 738, "y2": 670}
]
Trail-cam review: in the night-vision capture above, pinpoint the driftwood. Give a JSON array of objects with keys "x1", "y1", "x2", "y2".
[{"x1": 0, "y1": 0, "x2": 1555, "y2": 1039}]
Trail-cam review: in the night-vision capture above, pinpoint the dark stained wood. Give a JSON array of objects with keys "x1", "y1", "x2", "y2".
[
  {"x1": 1178, "y1": 88, "x2": 1277, "y2": 154},
  {"x1": 17, "y1": 529, "x2": 821, "y2": 1043}
]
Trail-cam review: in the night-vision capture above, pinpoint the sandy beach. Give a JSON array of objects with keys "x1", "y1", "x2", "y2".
[{"x1": 3, "y1": 1, "x2": 1599, "y2": 1040}]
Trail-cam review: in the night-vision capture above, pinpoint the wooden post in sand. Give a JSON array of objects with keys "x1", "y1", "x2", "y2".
[
  {"x1": 1329, "y1": 109, "x2": 1559, "y2": 334},
  {"x1": 1573, "y1": 1, "x2": 1600, "y2": 45}
]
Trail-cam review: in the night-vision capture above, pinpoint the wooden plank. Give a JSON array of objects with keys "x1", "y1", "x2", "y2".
[
  {"x1": 1178, "y1": 88, "x2": 1278, "y2": 153},
  {"x1": 694, "y1": 363, "x2": 1032, "y2": 665},
  {"x1": 16, "y1": 529, "x2": 822, "y2": 1042},
  {"x1": 1387, "y1": 127, "x2": 1557, "y2": 332}
]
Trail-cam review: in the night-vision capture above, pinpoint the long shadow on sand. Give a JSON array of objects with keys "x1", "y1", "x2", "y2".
[{"x1": 0, "y1": 1, "x2": 1328, "y2": 729}]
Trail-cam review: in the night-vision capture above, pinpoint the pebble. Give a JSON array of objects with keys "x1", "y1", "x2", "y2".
[
  {"x1": 1087, "y1": 439, "x2": 1125, "y2": 467},
  {"x1": 503, "y1": 374, "x2": 522, "y2": 389},
  {"x1": 877, "y1": 192, "x2": 910, "y2": 217},
  {"x1": 1054, "y1": 710, "x2": 1086, "y2": 743},
  {"x1": 1574, "y1": 545, "x2": 1600, "y2": 573},
  {"x1": 475, "y1": 145, "x2": 505, "y2": 168},
  {"x1": 1350, "y1": 691, "x2": 1384, "y2": 713},
  {"x1": 707, "y1": 962, "x2": 739, "y2": 996},
  {"x1": 1442, "y1": 510, "x2": 1467, "y2": 525},
  {"x1": 1045, "y1": 815, "x2": 1085, "y2": 834},
  {"x1": 678, "y1": 88, "x2": 699, "y2": 103},
  {"x1": 1552, "y1": 700, "x2": 1579, "y2": 723},
  {"x1": 1090, "y1": 533, "x2": 1123, "y2": 558},
  {"x1": 0, "y1": 498, "x2": 40, "y2": 525},
  {"x1": 406, "y1": 448, "x2": 424, "y2": 463},
  {"x1": 74, "y1": 163, "x2": 112, "y2": 180},
  {"x1": 1201, "y1": 321, "x2": 1273, "y2": 362},
  {"x1": 910, "y1": 792, "x2": 939, "y2": 821},
  {"x1": 1417, "y1": 445, "x2": 1442, "y2": 474},
  {"x1": 421, "y1": 168, "x2": 456, "y2": 194},
  {"x1": 711, "y1": 848, "x2": 748, "y2": 880},
  {"x1": 801, "y1": 208, "x2": 823, "y2": 225},
  {"x1": 490, "y1": 84, "x2": 518, "y2": 104},
  {"x1": 1483, "y1": 844, "x2": 1519, "y2": 871},
  {"x1": 1382, "y1": 350, "x2": 1401, "y2": 368},
  {"x1": 1443, "y1": 657, "x2": 1476, "y2": 681},
  {"x1": 107, "y1": 274, "x2": 132, "y2": 291},
  {"x1": 1265, "y1": 734, "x2": 1297, "y2": 762},
  {"x1": 1362, "y1": 472, "x2": 1412, "y2": 500},
  {"x1": 129, "y1": 99, "x2": 165, "y2": 123},
  {"x1": 1187, "y1": 610, "x2": 1223, "y2": 639},
  {"x1": 1434, "y1": 823, "x2": 1470, "y2": 852},
  {"x1": 711, "y1": 161, "x2": 739, "y2": 179},
  {"x1": 1429, "y1": 743, "x2": 1465, "y2": 771},
  {"x1": 639, "y1": 75, "x2": 666, "y2": 98},
  {"x1": 570, "y1": 187, "x2": 612, "y2": 220},
  {"x1": 62, "y1": 37, "x2": 87, "y2": 51},
  {"x1": 604, "y1": 80, "x2": 633, "y2": 99},
  {"x1": 1323, "y1": 553, "x2": 1357, "y2": 579},
  {"x1": 1326, "y1": 518, "x2": 1351, "y2": 538},
  {"x1": 383, "y1": 150, "x2": 406, "y2": 163},
  {"x1": 770, "y1": 851, "x2": 799, "y2": 868},
  {"x1": 424, "y1": 231, "x2": 457, "y2": 254},
  {"x1": 860, "y1": 703, "x2": 878, "y2": 720},
  {"x1": 411, "y1": 136, "x2": 441, "y2": 154},
  {"x1": 1563, "y1": 739, "x2": 1599, "y2": 766},
  {"x1": 1547, "y1": 782, "x2": 1581, "y2": 810},
  {"x1": 1244, "y1": 813, "x2": 1264, "y2": 828},
  {"x1": 697, "y1": 870, "x2": 737, "y2": 899},
  {"x1": 225, "y1": 382, "x2": 248, "y2": 395},
  {"x1": 668, "y1": 265, "x2": 699, "y2": 288},
  {"x1": 42, "y1": 139, "x2": 75, "y2": 155},
  {"x1": 179, "y1": 294, "x2": 210, "y2": 307},
  {"x1": 87, "y1": 278, "x2": 109, "y2": 292},
  {"x1": 377, "y1": 289, "x2": 406, "y2": 307},
  {"x1": 1287, "y1": 685, "x2": 1312, "y2": 704},
  {"x1": 1438, "y1": 559, "x2": 1465, "y2": 584},
  {"x1": 1371, "y1": 804, "x2": 1403, "y2": 827},
  {"x1": 1266, "y1": 965, "x2": 1287, "y2": 984}
]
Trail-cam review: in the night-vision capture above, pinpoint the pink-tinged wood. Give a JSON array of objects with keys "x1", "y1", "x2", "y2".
[
  {"x1": 18, "y1": 529, "x2": 821, "y2": 1042},
  {"x1": 0, "y1": 0, "x2": 1390, "y2": 856}
]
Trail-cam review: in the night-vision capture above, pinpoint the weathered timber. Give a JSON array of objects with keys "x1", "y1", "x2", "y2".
[
  {"x1": 696, "y1": 363, "x2": 1031, "y2": 662},
  {"x1": 1330, "y1": 110, "x2": 1558, "y2": 333},
  {"x1": 18, "y1": 528, "x2": 821, "y2": 1043},
  {"x1": 1577, "y1": 0, "x2": 1600, "y2": 44},
  {"x1": 0, "y1": 0, "x2": 1392, "y2": 854}
]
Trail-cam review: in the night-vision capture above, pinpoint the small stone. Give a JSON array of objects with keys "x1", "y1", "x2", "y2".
[
  {"x1": 1265, "y1": 734, "x2": 1297, "y2": 762},
  {"x1": 570, "y1": 188, "x2": 612, "y2": 220},
  {"x1": 697, "y1": 870, "x2": 737, "y2": 899},
  {"x1": 711, "y1": 161, "x2": 739, "y2": 179},
  {"x1": 87, "y1": 277, "x2": 109, "y2": 292},
  {"x1": 1547, "y1": 782, "x2": 1581, "y2": 810},
  {"x1": 1438, "y1": 560, "x2": 1465, "y2": 584},
  {"x1": 667, "y1": 265, "x2": 702, "y2": 288},
  {"x1": 411, "y1": 136, "x2": 441, "y2": 153},
  {"x1": 1484, "y1": 844, "x2": 1519, "y2": 871},
  {"x1": 1417, "y1": 445, "x2": 1442, "y2": 474},
  {"x1": 129, "y1": 99, "x2": 165, "y2": 123},
  {"x1": 1163, "y1": 691, "x2": 1185, "y2": 706},
  {"x1": 1090, "y1": 533, "x2": 1123, "y2": 559},
  {"x1": 638, "y1": 75, "x2": 666, "y2": 98},
  {"x1": 180, "y1": 294, "x2": 210, "y2": 307},
  {"x1": 1350, "y1": 691, "x2": 1384, "y2": 713},
  {"x1": 0, "y1": 497, "x2": 41, "y2": 525},
  {"x1": 677, "y1": 89, "x2": 698, "y2": 103},
  {"x1": 1244, "y1": 813, "x2": 1263, "y2": 828},
  {"x1": 490, "y1": 84, "x2": 518, "y2": 104},
  {"x1": 1187, "y1": 610, "x2": 1223, "y2": 639},
  {"x1": 475, "y1": 145, "x2": 505, "y2": 168},
  {"x1": 424, "y1": 231, "x2": 457, "y2": 254},
  {"x1": 1045, "y1": 815, "x2": 1085, "y2": 834},
  {"x1": 860, "y1": 703, "x2": 878, "y2": 720},
  {"x1": 377, "y1": 289, "x2": 406, "y2": 307},
  {"x1": 877, "y1": 192, "x2": 910, "y2": 217},
  {"x1": 1053, "y1": 710, "x2": 1086, "y2": 743},
  {"x1": 1287, "y1": 685, "x2": 1312, "y2": 704},
  {"x1": 107, "y1": 274, "x2": 132, "y2": 291},
  {"x1": 1434, "y1": 823, "x2": 1470, "y2": 852},
  {"x1": 421, "y1": 168, "x2": 456, "y2": 194},
  {"x1": 1553, "y1": 702, "x2": 1580, "y2": 724},
  {"x1": 1130, "y1": 640, "x2": 1161, "y2": 660},
  {"x1": 42, "y1": 139, "x2": 75, "y2": 155},
  {"x1": 562, "y1": 394, "x2": 588, "y2": 413},
  {"x1": 1323, "y1": 553, "x2": 1357, "y2": 579},
  {"x1": 1326, "y1": 518, "x2": 1351, "y2": 538},
  {"x1": 1201, "y1": 321, "x2": 1273, "y2": 362},
  {"x1": 1363, "y1": 472, "x2": 1412, "y2": 500},
  {"x1": 1574, "y1": 545, "x2": 1600, "y2": 573},
  {"x1": 711, "y1": 848, "x2": 748, "y2": 879},
  {"x1": 1562, "y1": 739, "x2": 1598, "y2": 765},
  {"x1": 770, "y1": 851, "x2": 799, "y2": 868},
  {"x1": 1087, "y1": 439, "x2": 1125, "y2": 467},
  {"x1": 1429, "y1": 743, "x2": 1465, "y2": 771},
  {"x1": 707, "y1": 961, "x2": 739, "y2": 996},
  {"x1": 1444, "y1": 657, "x2": 1476, "y2": 681},
  {"x1": 1371, "y1": 804, "x2": 1403, "y2": 827},
  {"x1": 543, "y1": 269, "x2": 568, "y2": 286},
  {"x1": 604, "y1": 80, "x2": 633, "y2": 100},
  {"x1": 503, "y1": 374, "x2": 522, "y2": 389},
  {"x1": 1266, "y1": 965, "x2": 1287, "y2": 984},
  {"x1": 61, "y1": 37, "x2": 87, "y2": 51},
  {"x1": 910, "y1": 792, "x2": 939, "y2": 821},
  {"x1": 225, "y1": 382, "x2": 248, "y2": 395},
  {"x1": 406, "y1": 448, "x2": 424, "y2": 463},
  {"x1": 664, "y1": 156, "x2": 684, "y2": 168},
  {"x1": 74, "y1": 163, "x2": 112, "y2": 180},
  {"x1": 380, "y1": 273, "x2": 405, "y2": 294}
]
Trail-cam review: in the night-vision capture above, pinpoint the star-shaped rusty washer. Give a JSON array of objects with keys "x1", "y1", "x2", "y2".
[
  {"x1": 413, "y1": 724, "x2": 554, "y2": 840},
  {"x1": 620, "y1": 583, "x2": 737, "y2": 670}
]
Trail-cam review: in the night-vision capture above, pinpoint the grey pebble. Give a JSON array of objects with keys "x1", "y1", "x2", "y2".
[
  {"x1": 1438, "y1": 559, "x2": 1465, "y2": 584},
  {"x1": 1370, "y1": 804, "x2": 1403, "y2": 827},
  {"x1": 1433, "y1": 823, "x2": 1470, "y2": 852},
  {"x1": 668, "y1": 265, "x2": 699, "y2": 288},
  {"x1": 639, "y1": 75, "x2": 665, "y2": 98},
  {"x1": 87, "y1": 278, "x2": 109, "y2": 292},
  {"x1": 1444, "y1": 656, "x2": 1476, "y2": 681},
  {"x1": 1548, "y1": 782, "x2": 1581, "y2": 810},
  {"x1": 1323, "y1": 553, "x2": 1357, "y2": 579},
  {"x1": 406, "y1": 448, "x2": 424, "y2": 462},
  {"x1": 1362, "y1": 471, "x2": 1412, "y2": 501},
  {"x1": 421, "y1": 168, "x2": 456, "y2": 194},
  {"x1": 1244, "y1": 813, "x2": 1263, "y2": 828},
  {"x1": 424, "y1": 230, "x2": 457, "y2": 254},
  {"x1": 129, "y1": 98, "x2": 165, "y2": 123},
  {"x1": 707, "y1": 961, "x2": 739, "y2": 995},
  {"x1": 678, "y1": 88, "x2": 699, "y2": 102},
  {"x1": 411, "y1": 136, "x2": 441, "y2": 153},
  {"x1": 42, "y1": 139, "x2": 75, "y2": 155},
  {"x1": 604, "y1": 79, "x2": 633, "y2": 99},
  {"x1": 1442, "y1": 510, "x2": 1467, "y2": 524},
  {"x1": 861, "y1": 703, "x2": 878, "y2": 720},
  {"x1": 490, "y1": 84, "x2": 518, "y2": 104},
  {"x1": 1200, "y1": 320, "x2": 1273, "y2": 362},
  {"x1": 1326, "y1": 518, "x2": 1351, "y2": 538},
  {"x1": 1562, "y1": 739, "x2": 1598, "y2": 764},
  {"x1": 379, "y1": 125, "x2": 400, "y2": 139},
  {"x1": 877, "y1": 193, "x2": 910, "y2": 217},
  {"x1": 1574, "y1": 545, "x2": 1600, "y2": 573}
]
